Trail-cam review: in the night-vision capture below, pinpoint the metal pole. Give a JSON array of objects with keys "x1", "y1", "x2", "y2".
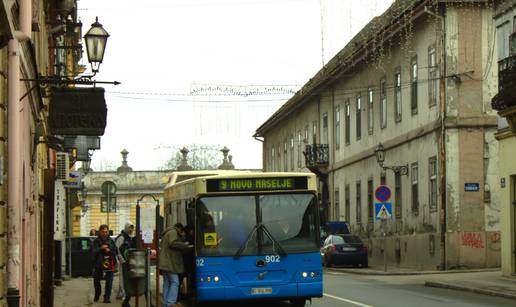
[
  {"x1": 155, "y1": 202, "x2": 160, "y2": 307},
  {"x1": 135, "y1": 278, "x2": 139, "y2": 307},
  {"x1": 383, "y1": 219, "x2": 387, "y2": 272},
  {"x1": 146, "y1": 248, "x2": 151, "y2": 307},
  {"x1": 67, "y1": 188, "x2": 72, "y2": 277},
  {"x1": 107, "y1": 187, "x2": 110, "y2": 228}
]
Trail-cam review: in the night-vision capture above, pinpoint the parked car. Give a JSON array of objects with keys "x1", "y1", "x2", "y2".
[
  {"x1": 321, "y1": 234, "x2": 368, "y2": 268},
  {"x1": 320, "y1": 221, "x2": 350, "y2": 245}
]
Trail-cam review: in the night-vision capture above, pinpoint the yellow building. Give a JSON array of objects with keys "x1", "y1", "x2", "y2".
[
  {"x1": 492, "y1": 0, "x2": 516, "y2": 276},
  {"x1": 497, "y1": 124, "x2": 516, "y2": 276},
  {"x1": 79, "y1": 150, "x2": 170, "y2": 236}
]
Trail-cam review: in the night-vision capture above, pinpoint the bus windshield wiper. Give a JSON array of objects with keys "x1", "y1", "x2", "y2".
[
  {"x1": 233, "y1": 223, "x2": 287, "y2": 259},
  {"x1": 233, "y1": 224, "x2": 259, "y2": 259},
  {"x1": 260, "y1": 224, "x2": 287, "y2": 257}
]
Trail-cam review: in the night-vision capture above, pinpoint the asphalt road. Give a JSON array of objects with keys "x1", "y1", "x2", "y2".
[{"x1": 200, "y1": 270, "x2": 515, "y2": 307}]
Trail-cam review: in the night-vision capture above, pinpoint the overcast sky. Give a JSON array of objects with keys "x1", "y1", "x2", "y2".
[{"x1": 78, "y1": 0, "x2": 394, "y2": 171}]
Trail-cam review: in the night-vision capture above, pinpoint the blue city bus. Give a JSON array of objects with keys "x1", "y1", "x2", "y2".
[{"x1": 163, "y1": 172, "x2": 323, "y2": 306}]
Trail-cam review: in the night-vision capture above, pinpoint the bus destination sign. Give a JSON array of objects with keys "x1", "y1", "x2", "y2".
[{"x1": 207, "y1": 177, "x2": 308, "y2": 192}]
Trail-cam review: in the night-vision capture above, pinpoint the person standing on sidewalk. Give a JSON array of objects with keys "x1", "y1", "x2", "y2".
[
  {"x1": 159, "y1": 223, "x2": 192, "y2": 307},
  {"x1": 115, "y1": 221, "x2": 136, "y2": 305},
  {"x1": 91, "y1": 224, "x2": 119, "y2": 303}
]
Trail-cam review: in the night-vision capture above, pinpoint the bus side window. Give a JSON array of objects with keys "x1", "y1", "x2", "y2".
[
  {"x1": 175, "y1": 200, "x2": 181, "y2": 225},
  {"x1": 186, "y1": 200, "x2": 195, "y2": 230}
]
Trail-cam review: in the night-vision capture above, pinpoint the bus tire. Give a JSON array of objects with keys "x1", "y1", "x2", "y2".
[{"x1": 290, "y1": 298, "x2": 306, "y2": 307}]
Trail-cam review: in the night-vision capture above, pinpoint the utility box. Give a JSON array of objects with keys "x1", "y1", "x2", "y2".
[{"x1": 70, "y1": 237, "x2": 94, "y2": 277}]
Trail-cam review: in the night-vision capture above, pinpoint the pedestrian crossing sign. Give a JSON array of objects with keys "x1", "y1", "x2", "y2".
[{"x1": 375, "y1": 202, "x2": 392, "y2": 220}]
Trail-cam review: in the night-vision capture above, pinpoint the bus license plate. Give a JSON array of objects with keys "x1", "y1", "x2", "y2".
[{"x1": 251, "y1": 287, "x2": 272, "y2": 295}]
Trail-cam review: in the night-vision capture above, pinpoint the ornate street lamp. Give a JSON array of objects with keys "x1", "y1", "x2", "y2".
[
  {"x1": 82, "y1": 158, "x2": 91, "y2": 175},
  {"x1": 80, "y1": 185, "x2": 88, "y2": 216},
  {"x1": 375, "y1": 143, "x2": 386, "y2": 168},
  {"x1": 374, "y1": 143, "x2": 408, "y2": 176},
  {"x1": 84, "y1": 17, "x2": 110, "y2": 73},
  {"x1": 22, "y1": 17, "x2": 119, "y2": 87}
]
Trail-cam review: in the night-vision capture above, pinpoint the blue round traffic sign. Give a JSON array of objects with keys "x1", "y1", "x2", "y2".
[{"x1": 375, "y1": 185, "x2": 391, "y2": 202}]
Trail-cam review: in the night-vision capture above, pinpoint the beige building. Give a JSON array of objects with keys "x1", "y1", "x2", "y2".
[
  {"x1": 79, "y1": 156, "x2": 169, "y2": 236},
  {"x1": 492, "y1": 0, "x2": 516, "y2": 277},
  {"x1": 78, "y1": 147, "x2": 246, "y2": 236},
  {"x1": 255, "y1": 0, "x2": 500, "y2": 270}
]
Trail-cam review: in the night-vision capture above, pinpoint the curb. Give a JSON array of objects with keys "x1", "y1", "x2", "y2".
[
  {"x1": 326, "y1": 268, "x2": 500, "y2": 276},
  {"x1": 424, "y1": 281, "x2": 516, "y2": 300}
]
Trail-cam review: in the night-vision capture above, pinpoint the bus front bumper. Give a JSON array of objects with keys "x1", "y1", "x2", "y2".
[{"x1": 196, "y1": 282, "x2": 323, "y2": 302}]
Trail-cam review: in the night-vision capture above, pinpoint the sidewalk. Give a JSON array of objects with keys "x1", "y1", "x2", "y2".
[
  {"x1": 327, "y1": 264, "x2": 499, "y2": 275},
  {"x1": 328, "y1": 265, "x2": 516, "y2": 301},
  {"x1": 54, "y1": 273, "x2": 159, "y2": 307},
  {"x1": 424, "y1": 271, "x2": 516, "y2": 300}
]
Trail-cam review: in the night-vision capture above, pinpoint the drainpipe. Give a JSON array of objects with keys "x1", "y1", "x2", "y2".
[
  {"x1": 438, "y1": 6, "x2": 448, "y2": 273},
  {"x1": 253, "y1": 135, "x2": 264, "y2": 170},
  {"x1": 330, "y1": 86, "x2": 335, "y2": 220},
  {"x1": 7, "y1": 0, "x2": 31, "y2": 306},
  {"x1": 425, "y1": 4, "x2": 447, "y2": 271}
]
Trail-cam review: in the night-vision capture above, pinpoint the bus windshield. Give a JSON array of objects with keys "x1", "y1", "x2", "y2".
[{"x1": 196, "y1": 193, "x2": 318, "y2": 256}]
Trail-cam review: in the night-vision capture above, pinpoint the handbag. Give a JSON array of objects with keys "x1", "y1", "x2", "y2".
[{"x1": 102, "y1": 255, "x2": 115, "y2": 272}]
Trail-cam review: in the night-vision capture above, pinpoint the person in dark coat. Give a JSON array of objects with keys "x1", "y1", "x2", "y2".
[
  {"x1": 115, "y1": 221, "x2": 136, "y2": 306},
  {"x1": 159, "y1": 223, "x2": 192, "y2": 307},
  {"x1": 91, "y1": 224, "x2": 119, "y2": 303},
  {"x1": 179, "y1": 225, "x2": 195, "y2": 300}
]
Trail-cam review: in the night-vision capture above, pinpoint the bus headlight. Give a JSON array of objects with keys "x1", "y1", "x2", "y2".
[
  {"x1": 310, "y1": 272, "x2": 315, "y2": 278},
  {"x1": 207, "y1": 276, "x2": 211, "y2": 282},
  {"x1": 214, "y1": 276, "x2": 220, "y2": 282},
  {"x1": 302, "y1": 272, "x2": 308, "y2": 278}
]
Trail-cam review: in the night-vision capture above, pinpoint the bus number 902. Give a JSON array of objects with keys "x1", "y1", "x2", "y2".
[{"x1": 265, "y1": 255, "x2": 280, "y2": 263}]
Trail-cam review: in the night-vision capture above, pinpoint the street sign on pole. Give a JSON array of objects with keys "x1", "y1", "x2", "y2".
[
  {"x1": 375, "y1": 202, "x2": 393, "y2": 220},
  {"x1": 101, "y1": 181, "x2": 117, "y2": 229},
  {"x1": 374, "y1": 185, "x2": 392, "y2": 273},
  {"x1": 375, "y1": 185, "x2": 391, "y2": 203}
]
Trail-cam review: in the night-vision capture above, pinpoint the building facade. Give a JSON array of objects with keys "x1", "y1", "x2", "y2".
[
  {"x1": 78, "y1": 148, "x2": 245, "y2": 236},
  {"x1": 255, "y1": 0, "x2": 500, "y2": 270},
  {"x1": 492, "y1": 0, "x2": 516, "y2": 277},
  {"x1": 80, "y1": 169, "x2": 169, "y2": 237},
  {"x1": 0, "y1": 1, "x2": 103, "y2": 305}
]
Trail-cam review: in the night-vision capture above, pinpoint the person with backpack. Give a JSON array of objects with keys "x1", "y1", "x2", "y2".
[
  {"x1": 115, "y1": 221, "x2": 136, "y2": 305},
  {"x1": 91, "y1": 224, "x2": 119, "y2": 303}
]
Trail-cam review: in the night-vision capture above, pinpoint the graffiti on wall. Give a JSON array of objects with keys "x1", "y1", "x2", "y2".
[
  {"x1": 490, "y1": 231, "x2": 501, "y2": 244},
  {"x1": 462, "y1": 232, "x2": 484, "y2": 249}
]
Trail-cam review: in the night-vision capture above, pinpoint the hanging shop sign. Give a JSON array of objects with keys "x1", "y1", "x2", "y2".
[{"x1": 49, "y1": 87, "x2": 107, "y2": 136}]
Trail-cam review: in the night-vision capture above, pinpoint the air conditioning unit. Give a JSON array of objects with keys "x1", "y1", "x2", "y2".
[{"x1": 56, "y1": 152, "x2": 70, "y2": 181}]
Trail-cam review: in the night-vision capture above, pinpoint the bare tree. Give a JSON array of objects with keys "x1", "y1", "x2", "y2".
[
  {"x1": 91, "y1": 159, "x2": 117, "y2": 172},
  {"x1": 162, "y1": 144, "x2": 223, "y2": 170}
]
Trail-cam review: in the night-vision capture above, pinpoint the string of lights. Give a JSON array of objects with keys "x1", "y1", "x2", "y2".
[
  {"x1": 105, "y1": 72, "x2": 465, "y2": 106},
  {"x1": 106, "y1": 94, "x2": 290, "y2": 104},
  {"x1": 189, "y1": 83, "x2": 300, "y2": 96}
]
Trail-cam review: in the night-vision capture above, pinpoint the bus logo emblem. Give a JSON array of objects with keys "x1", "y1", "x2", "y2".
[{"x1": 257, "y1": 271, "x2": 267, "y2": 280}]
